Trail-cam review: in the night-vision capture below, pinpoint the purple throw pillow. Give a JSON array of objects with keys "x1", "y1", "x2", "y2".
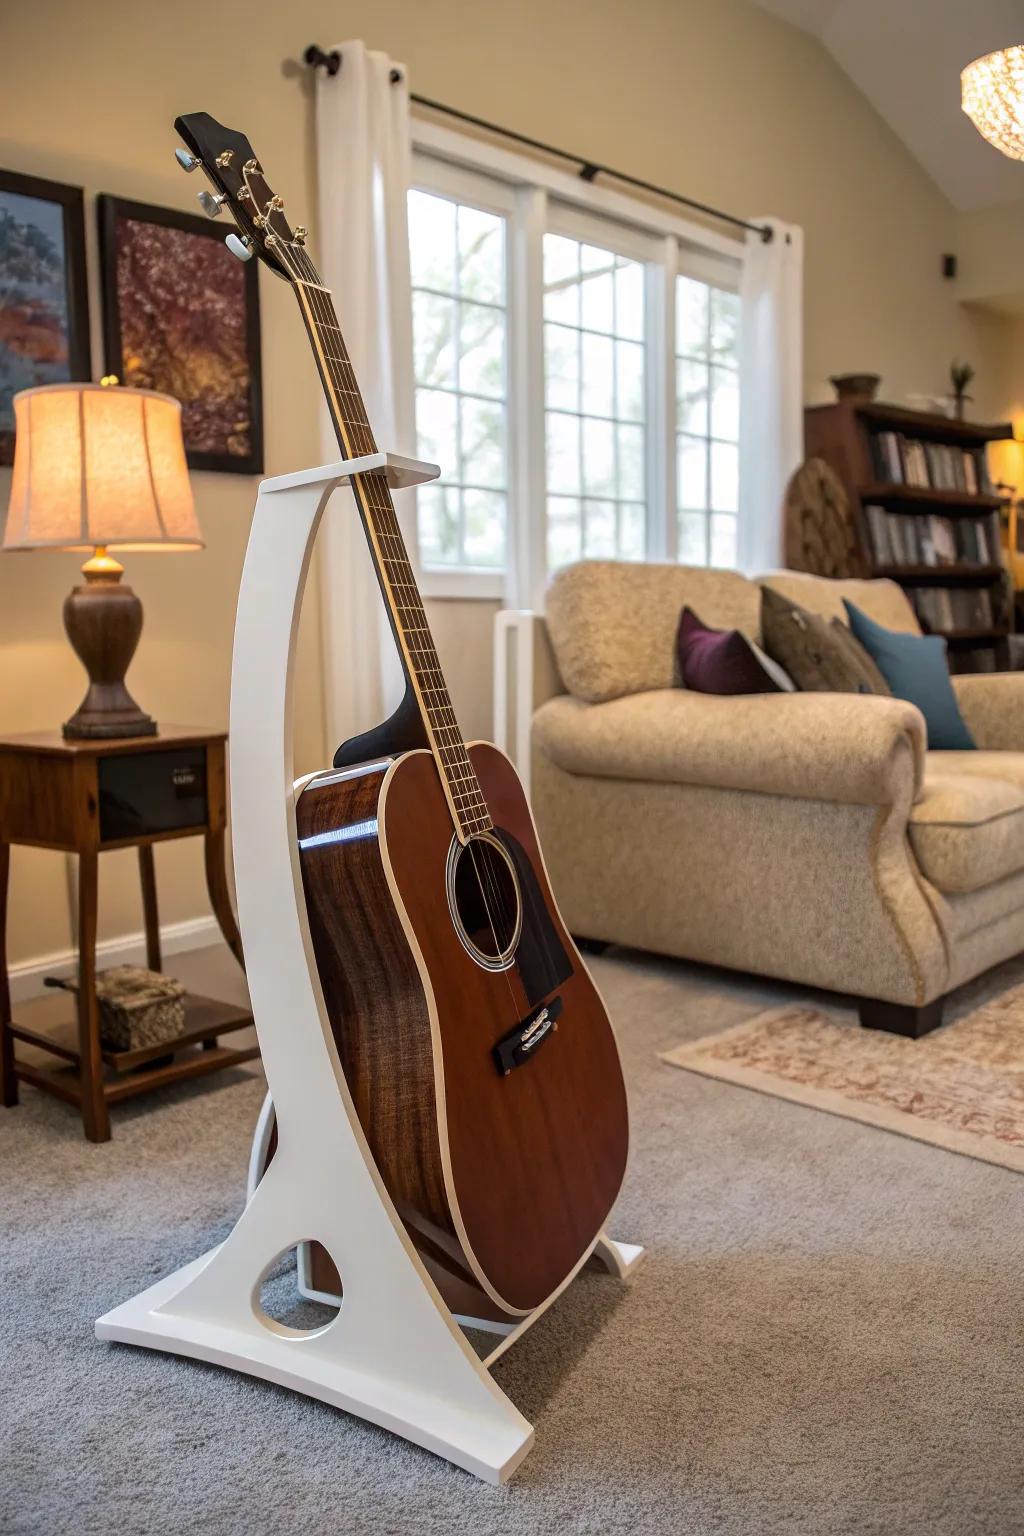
[{"x1": 676, "y1": 606, "x2": 783, "y2": 695}]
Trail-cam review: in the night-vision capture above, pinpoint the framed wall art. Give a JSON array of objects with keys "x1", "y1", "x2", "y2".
[
  {"x1": 0, "y1": 169, "x2": 91, "y2": 467},
  {"x1": 98, "y1": 194, "x2": 263, "y2": 475}
]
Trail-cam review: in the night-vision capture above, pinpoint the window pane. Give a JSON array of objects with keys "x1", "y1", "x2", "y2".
[
  {"x1": 547, "y1": 495, "x2": 583, "y2": 569},
  {"x1": 710, "y1": 512, "x2": 737, "y2": 568},
  {"x1": 545, "y1": 235, "x2": 648, "y2": 574},
  {"x1": 410, "y1": 186, "x2": 508, "y2": 573},
  {"x1": 675, "y1": 274, "x2": 743, "y2": 570},
  {"x1": 463, "y1": 488, "x2": 506, "y2": 566},
  {"x1": 418, "y1": 484, "x2": 459, "y2": 566},
  {"x1": 710, "y1": 441, "x2": 739, "y2": 512},
  {"x1": 616, "y1": 341, "x2": 644, "y2": 423},
  {"x1": 581, "y1": 332, "x2": 614, "y2": 418},
  {"x1": 711, "y1": 289, "x2": 740, "y2": 364},
  {"x1": 678, "y1": 510, "x2": 708, "y2": 565},
  {"x1": 544, "y1": 235, "x2": 579, "y2": 325},
  {"x1": 460, "y1": 301, "x2": 505, "y2": 398},
  {"x1": 619, "y1": 503, "x2": 646, "y2": 560},
  {"x1": 582, "y1": 417, "x2": 615, "y2": 497},
  {"x1": 546, "y1": 411, "x2": 580, "y2": 494},
  {"x1": 710, "y1": 366, "x2": 739, "y2": 442},
  {"x1": 416, "y1": 388, "x2": 457, "y2": 478},
  {"x1": 677, "y1": 358, "x2": 708, "y2": 435},
  {"x1": 413, "y1": 291, "x2": 456, "y2": 390},
  {"x1": 678, "y1": 434, "x2": 707, "y2": 507},
  {"x1": 583, "y1": 498, "x2": 616, "y2": 557},
  {"x1": 460, "y1": 396, "x2": 505, "y2": 489},
  {"x1": 615, "y1": 262, "x2": 644, "y2": 341},
  {"x1": 617, "y1": 423, "x2": 645, "y2": 500},
  {"x1": 408, "y1": 190, "x2": 456, "y2": 292},
  {"x1": 458, "y1": 205, "x2": 503, "y2": 304},
  {"x1": 545, "y1": 323, "x2": 579, "y2": 412},
  {"x1": 580, "y1": 263, "x2": 615, "y2": 333},
  {"x1": 677, "y1": 276, "x2": 709, "y2": 358}
]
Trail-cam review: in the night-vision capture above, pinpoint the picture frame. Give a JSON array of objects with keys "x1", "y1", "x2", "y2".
[
  {"x1": 98, "y1": 194, "x2": 263, "y2": 475},
  {"x1": 0, "y1": 168, "x2": 91, "y2": 467}
]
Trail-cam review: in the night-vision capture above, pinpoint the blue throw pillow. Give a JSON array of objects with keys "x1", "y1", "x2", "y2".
[{"x1": 843, "y1": 601, "x2": 975, "y2": 750}]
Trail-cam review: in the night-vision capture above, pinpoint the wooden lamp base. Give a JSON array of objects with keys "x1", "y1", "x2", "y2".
[{"x1": 62, "y1": 549, "x2": 156, "y2": 740}]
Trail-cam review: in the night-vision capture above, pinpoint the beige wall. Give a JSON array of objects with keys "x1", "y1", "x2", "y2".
[{"x1": 0, "y1": 0, "x2": 1016, "y2": 966}]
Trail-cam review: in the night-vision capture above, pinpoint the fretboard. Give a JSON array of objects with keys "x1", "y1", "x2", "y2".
[{"x1": 289, "y1": 259, "x2": 491, "y2": 841}]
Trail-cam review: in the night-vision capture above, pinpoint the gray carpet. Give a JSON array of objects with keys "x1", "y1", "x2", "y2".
[{"x1": 3, "y1": 942, "x2": 1024, "y2": 1536}]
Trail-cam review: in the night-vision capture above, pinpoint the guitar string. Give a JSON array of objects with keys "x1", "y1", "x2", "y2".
[{"x1": 274, "y1": 235, "x2": 520, "y2": 978}]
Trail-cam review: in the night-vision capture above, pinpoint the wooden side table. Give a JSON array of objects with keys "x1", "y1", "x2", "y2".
[{"x1": 0, "y1": 726, "x2": 255, "y2": 1142}]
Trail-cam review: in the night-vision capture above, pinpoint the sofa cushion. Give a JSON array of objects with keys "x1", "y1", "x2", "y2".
[
  {"x1": 676, "y1": 607, "x2": 787, "y2": 694},
  {"x1": 844, "y1": 601, "x2": 975, "y2": 751},
  {"x1": 910, "y1": 758, "x2": 1024, "y2": 893},
  {"x1": 546, "y1": 560, "x2": 760, "y2": 703},
  {"x1": 759, "y1": 570, "x2": 921, "y2": 634},
  {"x1": 532, "y1": 689, "x2": 926, "y2": 806},
  {"x1": 760, "y1": 587, "x2": 890, "y2": 694}
]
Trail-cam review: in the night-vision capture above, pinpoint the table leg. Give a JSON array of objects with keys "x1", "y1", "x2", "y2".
[
  {"x1": 77, "y1": 849, "x2": 110, "y2": 1143},
  {"x1": 205, "y1": 828, "x2": 245, "y2": 972},
  {"x1": 0, "y1": 842, "x2": 16, "y2": 1108},
  {"x1": 138, "y1": 845, "x2": 161, "y2": 972}
]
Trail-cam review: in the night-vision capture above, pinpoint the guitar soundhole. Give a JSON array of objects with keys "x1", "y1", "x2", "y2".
[{"x1": 446, "y1": 832, "x2": 523, "y2": 972}]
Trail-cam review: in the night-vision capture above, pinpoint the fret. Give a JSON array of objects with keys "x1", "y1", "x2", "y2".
[{"x1": 292, "y1": 274, "x2": 492, "y2": 839}]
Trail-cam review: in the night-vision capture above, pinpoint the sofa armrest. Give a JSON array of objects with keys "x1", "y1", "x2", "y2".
[
  {"x1": 532, "y1": 689, "x2": 926, "y2": 807},
  {"x1": 951, "y1": 673, "x2": 1024, "y2": 751}
]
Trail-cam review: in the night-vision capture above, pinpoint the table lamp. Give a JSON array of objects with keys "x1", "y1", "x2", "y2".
[{"x1": 3, "y1": 381, "x2": 203, "y2": 739}]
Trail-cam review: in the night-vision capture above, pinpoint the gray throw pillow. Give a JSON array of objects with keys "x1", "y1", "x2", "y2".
[{"x1": 760, "y1": 587, "x2": 892, "y2": 695}]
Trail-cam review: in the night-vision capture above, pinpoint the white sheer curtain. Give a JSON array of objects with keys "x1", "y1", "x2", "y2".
[
  {"x1": 313, "y1": 39, "x2": 417, "y2": 750},
  {"x1": 737, "y1": 218, "x2": 804, "y2": 574}
]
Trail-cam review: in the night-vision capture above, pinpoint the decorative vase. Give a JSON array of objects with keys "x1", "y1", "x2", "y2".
[{"x1": 830, "y1": 372, "x2": 881, "y2": 403}]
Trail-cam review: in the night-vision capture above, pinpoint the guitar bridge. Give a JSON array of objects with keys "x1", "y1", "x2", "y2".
[{"x1": 493, "y1": 996, "x2": 563, "y2": 1076}]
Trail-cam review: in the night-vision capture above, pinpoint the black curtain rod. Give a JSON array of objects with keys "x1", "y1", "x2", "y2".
[{"x1": 303, "y1": 45, "x2": 773, "y2": 243}]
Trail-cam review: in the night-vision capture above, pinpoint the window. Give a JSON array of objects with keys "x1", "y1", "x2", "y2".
[
  {"x1": 676, "y1": 276, "x2": 741, "y2": 569},
  {"x1": 543, "y1": 234, "x2": 647, "y2": 568},
  {"x1": 408, "y1": 187, "x2": 509, "y2": 577},
  {"x1": 408, "y1": 147, "x2": 745, "y2": 598}
]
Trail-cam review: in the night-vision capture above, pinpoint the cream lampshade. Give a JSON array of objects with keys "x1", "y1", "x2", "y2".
[
  {"x1": 961, "y1": 46, "x2": 1024, "y2": 161},
  {"x1": 3, "y1": 381, "x2": 203, "y2": 739}
]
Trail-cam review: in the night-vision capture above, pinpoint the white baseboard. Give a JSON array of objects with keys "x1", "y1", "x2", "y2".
[{"x1": 8, "y1": 915, "x2": 224, "y2": 1005}]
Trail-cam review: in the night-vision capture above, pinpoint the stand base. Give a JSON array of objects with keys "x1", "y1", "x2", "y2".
[{"x1": 97, "y1": 1231, "x2": 643, "y2": 1482}]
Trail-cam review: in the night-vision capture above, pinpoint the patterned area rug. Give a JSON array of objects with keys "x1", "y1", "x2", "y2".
[{"x1": 661, "y1": 988, "x2": 1024, "y2": 1173}]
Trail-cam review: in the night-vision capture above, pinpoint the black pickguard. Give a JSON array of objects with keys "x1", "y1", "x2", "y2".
[{"x1": 496, "y1": 829, "x2": 573, "y2": 1008}]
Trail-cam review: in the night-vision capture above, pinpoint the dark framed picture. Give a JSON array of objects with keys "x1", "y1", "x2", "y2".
[
  {"x1": 0, "y1": 169, "x2": 91, "y2": 466},
  {"x1": 98, "y1": 194, "x2": 263, "y2": 475}
]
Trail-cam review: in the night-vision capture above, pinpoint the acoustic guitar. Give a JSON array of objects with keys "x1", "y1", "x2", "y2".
[{"x1": 174, "y1": 113, "x2": 629, "y2": 1320}]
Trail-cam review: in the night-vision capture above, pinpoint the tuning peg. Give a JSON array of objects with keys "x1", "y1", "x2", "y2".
[
  {"x1": 225, "y1": 232, "x2": 253, "y2": 263},
  {"x1": 175, "y1": 149, "x2": 201, "y2": 173},
  {"x1": 197, "y1": 190, "x2": 227, "y2": 219},
  {"x1": 294, "y1": 226, "x2": 308, "y2": 245}
]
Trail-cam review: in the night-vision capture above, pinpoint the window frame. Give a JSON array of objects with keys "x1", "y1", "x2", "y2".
[{"x1": 409, "y1": 128, "x2": 743, "y2": 605}]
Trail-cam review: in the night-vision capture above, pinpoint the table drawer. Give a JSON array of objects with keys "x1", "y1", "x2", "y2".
[{"x1": 99, "y1": 748, "x2": 208, "y2": 841}]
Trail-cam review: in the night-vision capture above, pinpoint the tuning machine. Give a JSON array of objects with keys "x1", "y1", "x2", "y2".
[
  {"x1": 198, "y1": 190, "x2": 227, "y2": 219},
  {"x1": 175, "y1": 149, "x2": 201, "y2": 173},
  {"x1": 225, "y1": 232, "x2": 253, "y2": 263}
]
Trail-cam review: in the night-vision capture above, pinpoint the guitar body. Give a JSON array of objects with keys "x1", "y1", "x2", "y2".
[{"x1": 297, "y1": 741, "x2": 629, "y2": 1318}]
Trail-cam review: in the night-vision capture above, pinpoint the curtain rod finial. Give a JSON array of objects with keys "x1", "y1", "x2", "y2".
[{"x1": 304, "y1": 44, "x2": 341, "y2": 76}]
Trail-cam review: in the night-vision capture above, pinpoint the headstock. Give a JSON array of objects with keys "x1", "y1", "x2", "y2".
[{"x1": 173, "y1": 112, "x2": 309, "y2": 283}]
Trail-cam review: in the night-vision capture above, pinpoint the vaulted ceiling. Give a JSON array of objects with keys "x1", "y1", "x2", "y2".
[{"x1": 754, "y1": 0, "x2": 1024, "y2": 210}]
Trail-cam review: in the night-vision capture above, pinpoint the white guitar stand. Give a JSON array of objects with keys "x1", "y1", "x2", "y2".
[{"x1": 96, "y1": 452, "x2": 643, "y2": 1484}]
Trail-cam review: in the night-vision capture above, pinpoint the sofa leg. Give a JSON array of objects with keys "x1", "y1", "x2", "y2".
[
  {"x1": 573, "y1": 936, "x2": 610, "y2": 956},
  {"x1": 858, "y1": 996, "x2": 945, "y2": 1040}
]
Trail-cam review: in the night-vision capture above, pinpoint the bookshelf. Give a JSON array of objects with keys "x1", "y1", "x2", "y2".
[{"x1": 804, "y1": 401, "x2": 1014, "y2": 672}]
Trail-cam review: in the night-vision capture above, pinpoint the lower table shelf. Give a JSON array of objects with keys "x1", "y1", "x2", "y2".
[{"x1": 9, "y1": 991, "x2": 257, "y2": 1108}]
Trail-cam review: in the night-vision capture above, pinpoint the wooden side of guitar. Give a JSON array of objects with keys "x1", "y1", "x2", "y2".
[{"x1": 296, "y1": 742, "x2": 629, "y2": 1319}]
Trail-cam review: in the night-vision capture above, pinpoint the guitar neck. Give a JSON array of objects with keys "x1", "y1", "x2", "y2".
[{"x1": 291, "y1": 270, "x2": 491, "y2": 841}]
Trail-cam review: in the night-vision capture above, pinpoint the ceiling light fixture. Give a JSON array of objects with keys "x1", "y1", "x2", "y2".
[{"x1": 962, "y1": 46, "x2": 1024, "y2": 161}]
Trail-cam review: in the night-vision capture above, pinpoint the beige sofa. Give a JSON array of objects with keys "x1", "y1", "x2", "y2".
[{"x1": 526, "y1": 561, "x2": 1024, "y2": 1037}]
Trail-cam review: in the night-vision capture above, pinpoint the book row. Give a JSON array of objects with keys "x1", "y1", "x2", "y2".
[
  {"x1": 910, "y1": 586, "x2": 995, "y2": 634},
  {"x1": 864, "y1": 506, "x2": 1000, "y2": 568},
  {"x1": 868, "y1": 432, "x2": 992, "y2": 495}
]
